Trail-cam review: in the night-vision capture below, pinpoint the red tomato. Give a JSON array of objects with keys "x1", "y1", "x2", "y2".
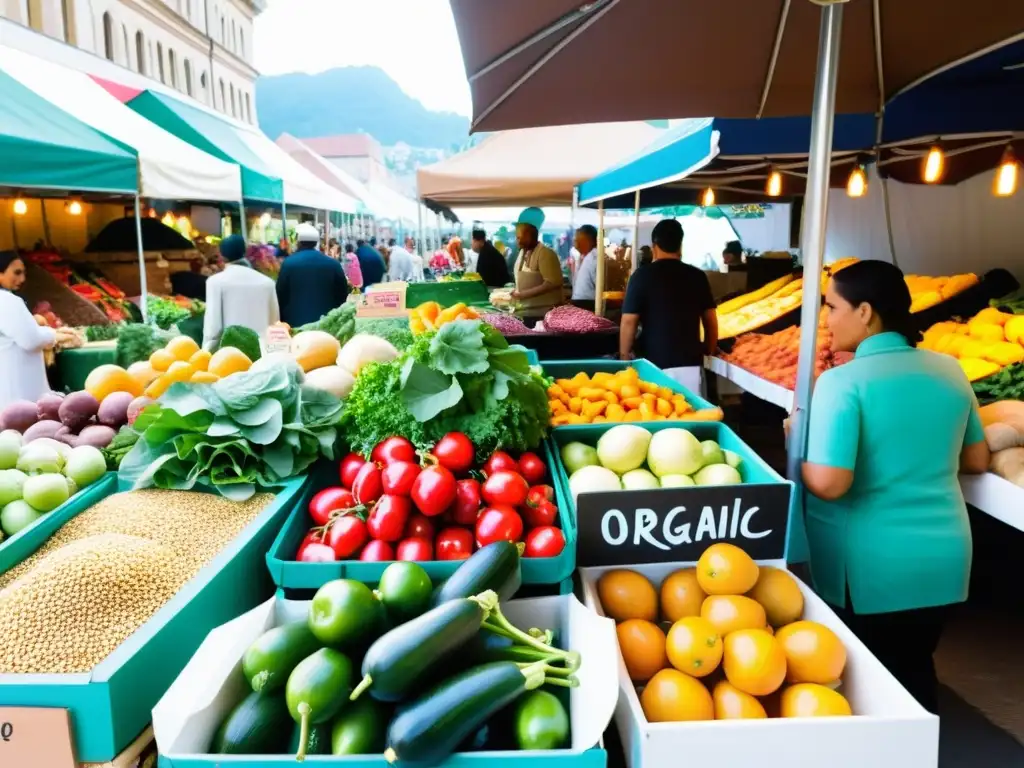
[
  {"x1": 367, "y1": 495, "x2": 411, "y2": 542},
  {"x1": 327, "y1": 515, "x2": 369, "y2": 558},
  {"x1": 403, "y1": 512, "x2": 436, "y2": 541},
  {"x1": 339, "y1": 453, "x2": 366, "y2": 488},
  {"x1": 352, "y1": 462, "x2": 383, "y2": 504},
  {"x1": 297, "y1": 542, "x2": 337, "y2": 562},
  {"x1": 482, "y1": 471, "x2": 529, "y2": 508},
  {"x1": 397, "y1": 537, "x2": 434, "y2": 561},
  {"x1": 524, "y1": 526, "x2": 566, "y2": 558},
  {"x1": 296, "y1": 528, "x2": 325, "y2": 556},
  {"x1": 411, "y1": 465, "x2": 458, "y2": 517},
  {"x1": 523, "y1": 499, "x2": 558, "y2": 528},
  {"x1": 360, "y1": 540, "x2": 395, "y2": 561},
  {"x1": 433, "y1": 432, "x2": 475, "y2": 474},
  {"x1": 451, "y1": 478, "x2": 482, "y2": 526},
  {"x1": 381, "y1": 461, "x2": 422, "y2": 497},
  {"x1": 435, "y1": 527, "x2": 474, "y2": 560},
  {"x1": 476, "y1": 505, "x2": 524, "y2": 548},
  {"x1": 518, "y1": 452, "x2": 548, "y2": 484},
  {"x1": 372, "y1": 436, "x2": 417, "y2": 466},
  {"x1": 308, "y1": 487, "x2": 357, "y2": 526},
  {"x1": 483, "y1": 451, "x2": 518, "y2": 476},
  {"x1": 526, "y1": 484, "x2": 555, "y2": 508}
]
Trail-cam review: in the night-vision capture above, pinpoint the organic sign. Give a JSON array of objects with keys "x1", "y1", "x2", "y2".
[
  {"x1": 357, "y1": 282, "x2": 408, "y2": 318},
  {"x1": 575, "y1": 483, "x2": 792, "y2": 566},
  {"x1": 0, "y1": 708, "x2": 75, "y2": 768}
]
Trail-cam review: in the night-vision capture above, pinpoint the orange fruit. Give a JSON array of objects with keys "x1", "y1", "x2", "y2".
[
  {"x1": 701, "y1": 595, "x2": 767, "y2": 636},
  {"x1": 208, "y1": 347, "x2": 253, "y2": 379},
  {"x1": 640, "y1": 669, "x2": 714, "y2": 723},
  {"x1": 780, "y1": 683, "x2": 852, "y2": 717},
  {"x1": 712, "y1": 680, "x2": 767, "y2": 719},
  {"x1": 660, "y1": 568, "x2": 706, "y2": 622},
  {"x1": 696, "y1": 543, "x2": 759, "y2": 595},
  {"x1": 149, "y1": 348, "x2": 176, "y2": 373},
  {"x1": 747, "y1": 566, "x2": 804, "y2": 626},
  {"x1": 189, "y1": 349, "x2": 212, "y2": 372},
  {"x1": 665, "y1": 616, "x2": 723, "y2": 678},
  {"x1": 127, "y1": 361, "x2": 160, "y2": 388},
  {"x1": 84, "y1": 364, "x2": 144, "y2": 402},
  {"x1": 616, "y1": 619, "x2": 668, "y2": 682},
  {"x1": 190, "y1": 371, "x2": 220, "y2": 384},
  {"x1": 723, "y1": 628, "x2": 786, "y2": 696},
  {"x1": 166, "y1": 335, "x2": 200, "y2": 361},
  {"x1": 775, "y1": 621, "x2": 847, "y2": 684},
  {"x1": 597, "y1": 570, "x2": 658, "y2": 622}
]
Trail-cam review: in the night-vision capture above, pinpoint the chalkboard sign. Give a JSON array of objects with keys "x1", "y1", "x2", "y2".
[{"x1": 575, "y1": 482, "x2": 792, "y2": 567}]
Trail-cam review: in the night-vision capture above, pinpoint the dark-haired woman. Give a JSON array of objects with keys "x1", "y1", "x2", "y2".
[
  {"x1": 0, "y1": 251, "x2": 58, "y2": 410},
  {"x1": 801, "y1": 259, "x2": 990, "y2": 713}
]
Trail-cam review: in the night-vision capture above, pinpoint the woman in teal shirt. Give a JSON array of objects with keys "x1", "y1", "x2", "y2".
[{"x1": 803, "y1": 260, "x2": 990, "y2": 713}]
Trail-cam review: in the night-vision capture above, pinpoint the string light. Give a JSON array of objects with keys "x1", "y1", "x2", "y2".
[
  {"x1": 66, "y1": 200, "x2": 83, "y2": 216},
  {"x1": 700, "y1": 187, "x2": 715, "y2": 207},
  {"x1": 12, "y1": 199, "x2": 27, "y2": 215},
  {"x1": 922, "y1": 145, "x2": 945, "y2": 184},
  {"x1": 994, "y1": 145, "x2": 1019, "y2": 197},
  {"x1": 765, "y1": 168, "x2": 783, "y2": 197},
  {"x1": 846, "y1": 164, "x2": 868, "y2": 198}
]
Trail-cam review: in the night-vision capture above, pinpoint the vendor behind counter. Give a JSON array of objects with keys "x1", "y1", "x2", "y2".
[{"x1": 511, "y1": 207, "x2": 564, "y2": 318}]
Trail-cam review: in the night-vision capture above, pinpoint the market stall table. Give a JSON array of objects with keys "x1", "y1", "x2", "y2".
[
  {"x1": 510, "y1": 328, "x2": 619, "y2": 360},
  {"x1": 54, "y1": 341, "x2": 118, "y2": 392}
]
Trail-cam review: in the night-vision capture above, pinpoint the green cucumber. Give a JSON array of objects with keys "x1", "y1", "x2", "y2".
[
  {"x1": 331, "y1": 697, "x2": 389, "y2": 755},
  {"x1": 286, "y1": 648, "x2": 355, "y2": 761},
  {"x1": 210, "y1": 691, "x2": 291, "y2": 754},
  {"x1": 377, "y1": 562, "x2": 433, "y2": 623},
  {"x1": 309, "y1": 579, "x2": 384, "y2": 649},
  {"x1": 384, "y1": 662, "x2": 544, "y2": 765},
  {"x1": 289, "y1": 722, "x2": 331, "y2": 757},
  {"x1": 351, "y1": 591, "x2": 498, "y2": 703},
  {"x1": 515, "y1": 690, "x2": 570, "y2": 750},
  {"x1": 242, "y1": 621, "x2": 322, "y2": 693},
  {"x1": 431, "y1": 541, "x2": 521, "y2": 607}
]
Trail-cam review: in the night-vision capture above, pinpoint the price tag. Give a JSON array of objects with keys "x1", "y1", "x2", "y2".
[
  {"x1": 0, "y1": 708, "x2": 76, "y2": 768},
  {"x1": 265, "y1": 323, "x2": 292, "y2": 355},
  {"x1": 357, "y1": 282, "x2": 408, "y2": 318},
  {"x1": 574, "y1": 483, "x2": 792, "y2": 567}
]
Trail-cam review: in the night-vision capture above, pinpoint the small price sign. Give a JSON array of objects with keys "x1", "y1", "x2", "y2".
[
  {"x1": 265, "y1": 323, "x2": 292, "y2": 354},
  {"x1": 0, "y1": 708, "x2": 76, "y2": 768},
  {"x1": 357, "y1": 282, "x2": 408, "y2": 318}
]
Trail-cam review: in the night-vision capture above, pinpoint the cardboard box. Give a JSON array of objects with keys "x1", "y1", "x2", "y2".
[
  {"x1": 154, "y1": 594, "x2": 619, "y2": 768},
  {"x1": 579, "y1": 562, "x2": 939, "y2": 768}
]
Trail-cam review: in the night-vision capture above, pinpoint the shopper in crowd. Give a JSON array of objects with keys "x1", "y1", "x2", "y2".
[
  {"x1": 170, "y1": 257, "x2": 209, "y2": 302},
  {"x1": 619, "y1": 219, "x2": 716, "y2": 394},
  {"x1": 355, "y1": 238, "x2": 387, "y2": 288},
  {"x1": 387, "y1": 237, "x2": 417, "y2": 283},
  {"x1": 203, "y1": 235, "x2": 280, "y2": 351},
  {"x1": 511, "y1": 207, "x2": 563, "y2": 317},
  {"x1": 447, "y1": 234, "x2": 464, "y2": 268},
  {"x1": 274, "y1": 235, "x2": 290, "y2": 260},
  {"x1": 797, "y1": 259, "x2": 989, "y2": 714},
  {"x1": 638, "y1": 245, "x2": 653, "y2": 268},
  {"x1": 723, "y1": 240, "x2": 747, "y2": 271},
  {"x1": 342, "y1": 242, "x2": 363, "y2": 291},
  {"x1": 570, "y1": 224, "x2": 599, "y2": 308},
  {"x1": 276, "y1": 224, "x2": 349, "y2": 328},
  {"x1": 471, "y1": 228, "x2": 511, "y2": 288}
]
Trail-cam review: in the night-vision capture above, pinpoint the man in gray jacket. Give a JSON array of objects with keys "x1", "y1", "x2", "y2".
[{"x1": 202, "y1": 234, "x2": 280, "y2": 351}]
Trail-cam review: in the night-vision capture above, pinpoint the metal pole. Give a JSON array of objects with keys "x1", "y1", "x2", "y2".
[
  {"x1": 417, "y1": 204, "x2": 424, "y2": 259},
  {"x1": 134, "y1": 194, "x2": 150, "y2": 324},
  {"x1": 632, "y1": 189, "x2": 641, "y2": 273},
  {"x1": 282, "y1": 201, "x2": 288, "y2": 246},
  {"x1": 595, "y1": 201, "x2": 606, "y2": 316},
  {"x1": 785, "y1": 4, "x2": 844, "y2": 486},
  {"x1": 239, "y1": 201, "x2": 247, "y2": 243}
]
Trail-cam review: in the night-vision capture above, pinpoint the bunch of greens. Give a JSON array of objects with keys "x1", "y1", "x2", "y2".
[
  {"x1": 218, "y1": 326, "x2": 263, "y2": 362},
  {"x1": 991, "y1": 289, "x2": 1024, "y2": 315},
  {"x1": 116, "y1": 324, "x2": 174, "y2": 367},
  {"x1": 83, "y1": 324, "x2": 122, "y2": 343},
  {"x1": 119, "y1": 360, "x2": 343, "y2": 500},
  {"x1": 973, "y1": 363, "x2": 1024, "y2": 404},
  {"x1": 341, "y1": 319, "x2": 550, "y2": 459},
  {"x1": 146, "y1": 296, "x2": 195, "y2": 330},
  {"x1": 295, "y1": 302, "x2": 357, "y2": 345},
  {"x1": 102, "y1": 426, "x2": 141, "y2": 470},
  {"x1": 353, "y1": 317, "x2": 415, "y2": 350}
]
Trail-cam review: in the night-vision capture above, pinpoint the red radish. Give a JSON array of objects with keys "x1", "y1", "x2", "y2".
[
  {"x1": 360, "y1": 540, "x2": 395, "y2": 561},
  {"x1": 476, "y1": 505, "x2": 524, "y2": 548},
  {"x1": 523, "y1": 499, "x2": 558, "y2": 528},
  {"x1": 367, "y1": 495, "x2": 411, "y2": 542},
  {"x1": 518, "y1": 452, "x2": 547, "y2": 485},
  {"x1": 451, "y1": 478, "x2": 482, "y2": 526},
  {"x1": 372, "y1": 436, "x2": 417, "y2": 466},
  {"x1": 397, "y1": 538, "x2": 433, "y2": 561},
  {"x1": 403, "y1": 512, "x2": 436, "y2": 541},
  {"x1": 297, "y1": 542, "x2": 337, "y2": 563},
  {"x1": 482, "y1": 471, "x2": 529, "y2": 508},
  {"x1": 352, "y1": 462, "x2": 383, "y2": 505},
  {"x1": 411, "y1": 465, "x2": 457, "y2": 517},
  {"x1": 339, "y1": 453, "x2": 366, "y2": 488},
  {"x1": 433, "y1": 432, "x2": 475, "y2": 474},
  {"x1": 524, "y1": 526, "x2": 566, "y2": 558},
  {"x1": 309, "y1": 487, "x2": 357, "y2": 526},
  {"x1": 381, "y1": 461, "x2": 421, "y2": 497},
  {"x1": 435, "y1": 527, "x2": 474, "y2": 560},
  {"x1": 483, "y1": 451, "x2": 518, "y2": 476},
  {"x1": 327, "y1": 515, "x2": 369, "y2": 558}
]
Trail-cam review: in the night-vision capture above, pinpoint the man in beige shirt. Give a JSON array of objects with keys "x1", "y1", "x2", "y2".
[{"x1": 511, "y1": 207, "x2": 563, "y2": 316}]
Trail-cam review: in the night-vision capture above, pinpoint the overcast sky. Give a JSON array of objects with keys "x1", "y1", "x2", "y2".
[{"x1": 254, "y1": 0, "x2": 473, "y2": 117}]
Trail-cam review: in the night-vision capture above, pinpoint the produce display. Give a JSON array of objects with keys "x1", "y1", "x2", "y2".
[
  {"x1": 0, "y1": 385, "x2": 132, "y2": 453},
  {"x1": 295, "y1": 302, "x2": 357, "y2": 345},
  {"x1": 542, "y1": 305, "x2": 616, "y2": 334},
  {"x1": 294, "y1": 434, "x2": 566, "y2": 564},
  {"x1": 146, "y1": 294, "x2": 205, "y2": 331},
  {"x1": 918, "y1": 307, "x2": 1024, "y2": 382},
  {"x1": 547, "y1": 367, "x2": 713, "y2": 425},
  {"x1": 131, "y1": 333, "x2": 257, "y2": 398},
  {"x1": 596, "y1": 548, "x2": 852, "y2": 721},
  {"x1": 561, "y1": 425, "x2": 745, "y2": 499},
  {"x1": 25, "y1": 249, "x2": 137, "y2": 323},
  {"x1": 409, "y1": 301, "x2": 481, "y2": 336},
  {"x1": 0, "y1": 489, "x2": 274, "y2": 673},
  {"x1": 214, "y1": 550, "x2": 578, "y2": 762}
]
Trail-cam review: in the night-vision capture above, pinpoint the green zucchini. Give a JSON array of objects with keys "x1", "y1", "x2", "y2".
[
  {"x1": 351, "y1": 591, "x2": 498, "y2": 703},
  {"x1": 384, "y1": 662, "x2": 544, "y2": 765},
  {"x1": 431, "y1": 541, "x2": 521, "y2": 607},
  {"x1": 210, "y1": 691, "x2": 291, "y2": 754},
  {"x1": 331, "y1": 697, "x2": 389, "y2": 755},
  {"x1": 286, "y1": 648, "x2": 354, "y2": 761},
  {"x1": 289, "y1": 722, "x2": 331, "y2": 757},
  {"x1": 242, "y1": 621, "x2": 322, "y2": 693}
]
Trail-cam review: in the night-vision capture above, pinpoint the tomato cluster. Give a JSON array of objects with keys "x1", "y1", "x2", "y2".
[{"x1": 294, "y1": 433, "x2": 567, "y2": 563}]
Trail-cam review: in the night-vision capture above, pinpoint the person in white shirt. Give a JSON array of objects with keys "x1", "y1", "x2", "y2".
[
  {"x1": 571, "y1": 225, "x2": 599, "y2": 304},
  {"x1": 203, "y1": 235, "x2": 280, "y2": 351},
  {"x1": 387, "y1": 238, "x2": 416, "y2": 283},
  {"x1": 406, "y1": 237, "x2": 425, "y2": 282}
]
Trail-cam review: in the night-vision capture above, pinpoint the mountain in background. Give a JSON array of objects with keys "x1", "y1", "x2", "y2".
[{"x1": 256, "y1": 67, "x2": 471, "y2": 150}]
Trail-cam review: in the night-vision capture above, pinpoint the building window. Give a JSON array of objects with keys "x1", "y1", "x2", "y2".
[
  {"x1": 220, "y1": 17, "x2": 226, "y2": 43},
  {"x1": 169, "y1": 49, "x2": 178, "y2": 88},
  {"x1": 122, "y1": 25, "x2": 131, "y2": 68},
  {"x1": 219, "y1": 79, "x2": 226, "y2": 111},
  {"x1": 245, "y1": 92, "x2": 252, "y2": 123},
  {"x1": 136, "y1": 31, "x2": 146, "y2": 75},
  {"x1": 200, "y1": 70, "x2": 208, "y2": 97},
  {"x1": 184, "y1": 60, "x2": 193, "y2": 96},
  {"x1": 102, "y1": 13, "x2": 114, "y2": 61},
  {"x1": 239, "y1": 29, "x2": 245, "y2": 59},
  {"x1": 231, "y1": 20, "x2": 237, "y2": 52},
  {"x1": 61, "y1": 0, "x2": 76, "y2": 44},
  {"x1": 157, "y1": 42, "x2": 165, "y2": 83},
  {"x1": 229, "y1": 83, "x2": 236, "y2": 116}
]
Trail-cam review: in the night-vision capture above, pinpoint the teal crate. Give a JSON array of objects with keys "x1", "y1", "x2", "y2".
[
  {"x1": 0, "y1": 475, "x2": 311, "y2": 763},
  {"x1": 266, "y1": 441, "x2": 576, "y2": 591},
  {"x1": 541, "y1": 358, "x2": 715, "y2": 414},
  {"x1": 161, "y1": 748, "x2": 607, "y2": 768}
]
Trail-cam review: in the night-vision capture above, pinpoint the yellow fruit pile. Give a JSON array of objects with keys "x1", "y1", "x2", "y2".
[
  {"x1": 124, "y1": 336, "x2": 253, "y2": 400},
  {"x1": 409, "y1": 301, "x2": 480, "y2": 335},
  {"x1": 549, "y1": 368, "x2": 703, "y2": 426},
  {"x1": 597, "y1": 544, "x2": 853, "y2": 723},
  {"x1": 905, "y1": 273, "x2": 979, "y2": 313},
  {"x1": 918, "y1": 307, "x2": 1023, "y2": 382}
]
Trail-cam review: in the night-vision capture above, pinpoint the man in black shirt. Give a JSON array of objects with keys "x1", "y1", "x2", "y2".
[
  {"x1": 471, "y1": 228, "x2": 511, "y2": 288},
  {"x1": 620, "y1": 219, "x2": 718, "y2": 395}
]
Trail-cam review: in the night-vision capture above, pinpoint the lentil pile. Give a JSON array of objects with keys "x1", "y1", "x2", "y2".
[{"x1": 0, "y1": 490, "x2": 274, "y2": 674}]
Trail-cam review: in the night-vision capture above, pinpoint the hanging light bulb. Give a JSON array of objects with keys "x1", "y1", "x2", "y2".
[
  {"x1": 148, "y1": 208, "x2": 157, "y2": 218},
  {"x1": 12, "y1": 199, "x2": 28, "y2": 215},
  {"x1": 701, "y1": 187, "x2": 715, "y2": 207},
  {"x1": 922, "y1": 145, "x2": 945, "y2": 184},
  {"x1": 846, "y1": 164, "x2": 868, "y2": 198},
  {"x1": 765, "y1": 168, "x2": 783, "y2": 197},
  {"x1": 994, "y1": 145, "x2": 1019, "y2": 197},
  {"x1": 67, "y1": 200, "x2": 83, "y2": 216}
]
